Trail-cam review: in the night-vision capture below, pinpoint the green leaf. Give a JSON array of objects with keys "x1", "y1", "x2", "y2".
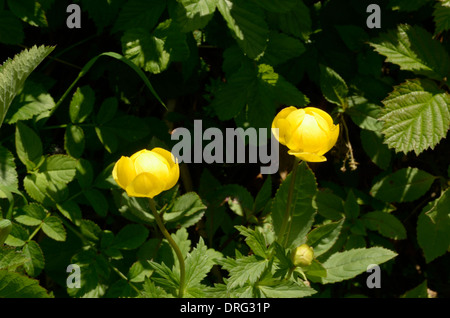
[
  {"x1": 15, "y1": 122, "x2": 44, "y2": 170},
  {"x1": 369, "y1": 24, "x2": 450, "y2": 81},
  {"x1": 380, "y1": 79, "x2": 450, "y2": 156},
  {"x1": 266, "y1": 0, "x2": 311, "y2": 40},
  {"x1": 111, "y1": 224, "x2": 149, "y2": 250},
  {"x1": 0, "y1": 270, "x2": 51, "y2": 298},
  {"x1": 346, "y1": 96, "x2": 383, "y2": 132},
  {"x1": 164, "y1": 192, "x2": 207, "y2": 229},
  {"x1": 174, "y1": 0, "x2": 218, "y2": 33},
  {"x1": 417, "y1": 189, "x2": 450, "y2": 263},
  {"x1": 306, "y1": 219, "x2": 344, "y2": 257},
  {"x1": 217, "y1": 0, "x2": 269, "y2": 59},
  {"x1": 5, "y1": 80, "x2": 55, "y2": 124},
  {"x1": 344, "y1": 190, "x2": 360, "y2": 220},
  {"x1": 7, "y1": 0, "x2": 48, "y2": 27},
  {"x1": 42, "y1": 216, "x2": 66, "y2": 241},
  {"x1": 0, "y1": 245, "x2": 30, "y2": 270},
  {"x1": 15, "y1": 203, "x2": 46, "y2": 226},
  {"x1": 56, "y1": 201, "x2": 82, "y2": 226},
  {"x1": 4, "y1": 222, "x2": 28, "y2": 247},
  {"x1": 370, "y1": 167, "x2": 435, "y2": 203},
  {"x1": 0, "y1": 220, "x2": 13, "y2": 246},
  {"x1": 24, "y1": 173, "x2": 69, "y2": 206},
  {"x1": 0, "y1": 145, "x2": 19, "y2": 198},
  {"x1": 79, "y1": 219, "x2": 102, "y2": 243},
  {"x1": 319, "y1": 65, "x2": 348, "y2": 106},
  {"x1": 113, "y1": 0, "x2": 166, "y2": 33},
  {"x1": 272, "y1": 162, "x2": 318, "y2": 248},
  {"x1": 0, "y1": 10, "x2": 24, "y2": 45},
  {"x1": 222, "y1": 255, "x2": 269, "y2": 289},
  {"x1": 235, "y1": 225, "x2": 269, "y2": 258},
  {"x1": 260, "y1": 31, "x2": 305, "y2": 66},
  {"x1": 39, "y1": 155, "x2": 77, "y2": 184},
  {"x1": 314, "y1": 190, "x2": 345, "y2": 221},
  {"x1": 320, "y1": 247, "x2": 397, "y2": 284},
  {"x1": 64, "y1": 125, "x2": 85, "y2": 158},
  {"x1": 255, "y1": 0, "x2": 297, "y2": 13},
  {"x1": 362, "y1": 211, "x2": 407, "y2": 240},
  {"x1": 22, "y1": 240, "x2": 45, "y2": 277},
  {"x1": 0, "y1": 45, "x2": 54, "y2": 127},
  {"x1": 258, "y1": 279, "x2": 316, "y2": 298},
  {"x1": 434, "y1": 0, "x2": 450, "y2": 33},
  {"x1": 389, "y1": 0, "x2": 431, "y2": 12},
  {"x1": 360, "y1": 130, "x2": 392, "y2": 170},
  {"x1": 103, "y1": 115, "x2": 151, "y2": 142},
  {"x1": 84, "y1": 189, "x2": 108, "y2": 217},
  {"x1": 69, "y1": 86, "x2": 95, "y2": 124},
  {"x1": 80, "y1": 0, "x2": 122, "y2": 31},
  {"x1": 96, "y1": 97, "x2": 118, "y2": 125},
  {"x1": 401, "y1": 280, "x2": 429, "y2": 298}
]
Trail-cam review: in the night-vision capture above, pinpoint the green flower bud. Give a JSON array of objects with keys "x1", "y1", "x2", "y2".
[{"x1": 291, "y1": 244, "x2": 314, "y2": 267}]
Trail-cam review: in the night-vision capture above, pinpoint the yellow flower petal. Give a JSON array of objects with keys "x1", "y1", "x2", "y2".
[
  {"x1": 133, "y1": 150, "x2": 170, "y2": 179},
  {"x1": 125, "y1": 172, "x2": 164, "y2": 198},
  {"x1": 112, "y1": 156, "x2": 136, "y2": 190},
  {"x1": 151, "y1": 147, "x2": 180, "y2": 190},
  {"x1": 288, "y1": 150, "x2": 327, "y2": 162}
]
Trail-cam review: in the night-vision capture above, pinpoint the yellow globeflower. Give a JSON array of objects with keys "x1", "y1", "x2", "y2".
[
  {"x1": 272, "y1": 106, "x2": 339, "y2": 162},
  {"x1": 112, "y1": 148, "x2": 179, "y2": 198},
  {"x1": 291, "y1": 244, "x2": 314, "y2": 267}
]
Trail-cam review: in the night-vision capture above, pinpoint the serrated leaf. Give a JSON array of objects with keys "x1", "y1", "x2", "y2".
[
  {"x1": 0, "y1": 270, "x2": 51, "y2": 298},
  {"x1": 111, "y1": 224, "x2": 149, "y2": 250},
  {"x1": 174, "y1": 0, "x2": 218, "y2": 33},
  {"x1": 224, "y1": 255, "x2": 269, "y2": 289},
  {"x1": 22, "y1": 240, "x2": 45, "y2": 277},
  {"x1": 380, "y1": 79, "x2": 450, "y2": 155},
  {"x1": 4, "y1": 222, "x2": 28, "y2": 247},
  {"x1": 260, "y1": 31, "x2": 305, "y2": 66},
  {"x1": 217, "y1": 0, "x2": 269, "y2": 59},
  {"x1": 267, "y1": 0, "x2": 311, "y2": 40},
  {"x1": 7, "y1": 0, "x2": 48, "y2": 27},
  {"x1": 319, "y1": 65, "x2": 348, "y2": 106},
  {"x1": 258, "y1": 279, "x2": 316, "y2": 298},
  {"x1": 346, "y1": 95, "x2": 383, "y2": 131},
  {"x1": 69, "y1": 86, "x2": 95, "y2": 124},
  {"x1": 369, "y1": 24, "x2": 450, "y2": 80},
  {"x1": 39, "y1": 155, "x2": 77, "y2": 184},
  {"x1": 79, "y1": 219, "x2": 102, "y2": 243},
  {"x1": 42, "y1": 216, "x2": 66, "y2": 241},
  {"x1": 0, "y1": 45, "x2": 54, "y2": 127},
  {"x1": 15, "y1": 122, "x2": 44, "y2": 170},
  {"x1": 0, "y1": 220, "x2": 12, "y2": 246},
  {"x1": 15, "y1": 203, "x2": 46, "y2": 226},
  {"x1": 306, "y1": 219, "x2": 344, "y2": 257},
  {"x1": 24, "y1": 173, "x2": 69, "y2": 206},
  {"x1": 0, "y1": 145, "x2": 18, "y2": 198},
  {"x1": 434, "y1": 0, "x2": 450, "y2": 33},
  {"x1": 235, "y1": 225, "x2": 269, "y2": 258},
  {"x1": 0, "y1": 246, "x2": 30, "y2": 270},
  {"x1": 56, "y1": 201, "x2": 82, "y2": 225},
  {"x1": 272, "y1": 162, "x2": 317, "y2": 248},
  {"x1": 370, "y1": 167, "x2": 435, "y2": 203},
  {"x1": 417, "y1": 189, "x2": 450, "y2": 263},
  {"x1": 362, "y1": 211, "x2": 407, "y2": 240},
  {"x1": 164, "y1": 192, "x2": 206, "y2": 229},
  {"x1": 320, "y1": 247, "x2": 397, "y2": 284}
]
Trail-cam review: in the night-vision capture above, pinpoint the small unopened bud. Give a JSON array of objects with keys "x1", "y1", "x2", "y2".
[{"x1": 291, "y1": 244, "x2": 314, "y2": 267}]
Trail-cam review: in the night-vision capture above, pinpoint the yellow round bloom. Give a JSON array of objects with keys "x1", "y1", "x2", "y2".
[
  {"x1": 112, "y1": 148, "x2": 179, "y2": 198},
  {"x1": 272, "y1": 106, "x2": 339, "y2": 162},
  {"x1": 291, "y1": 244, "x2": 314, "y2": 267}
]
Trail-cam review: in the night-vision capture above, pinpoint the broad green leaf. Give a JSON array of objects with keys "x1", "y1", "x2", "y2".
[
  {"x1": 379, "y1": 79, "x2": 450, "y2": 155},
  {"x1": 306, "y1": 219, "x2": 344, "y2": 257},
  {"x1": 24, "y1": 173, "x2": 69, "y2": 206},
  {"x1": 266, "y1": 0, "x2": 311, "y2": 40},
  {"x1": 4, "y1": 222, "x2": 28, "y2": 247},
  {"x1": 0, "y1": 145, "x2": 18, "y2": 198},
  {"x1": 164, "y1": 192, "x2": 207, "y2": 229},
  {"x1": 79, "y1": 219, "x2": 102, "y2": 243},
  {"x1": 0, "y1": 220, "x2": 12, "y2": 246},
  {"x1": 258, "y1": 279, "x2": 316, "y2": 298},
  {"x1": 369, "y1": 24, "x2": 450, "y2": 80},
  {"x1": 22, "y1": 240, "x2": 45, "y2": 277},
  {"x1": 80, "y1": 0, "x2": 122, "y2": 31},
  {"x1": 84, "y1": 189, "x2": 108, "y2": 217},
  {"x1": 111, "y1": 224, "x2": 149, "y2": 250},
  {"x1": 344, "y1": 190, "x2": 360, "y2": 220},
  {"x1": 221, "y1": 255, "x2": 269, "y2": 289},
  {"x1": 69, "y1": 86, "x2": 95, "y2": 124},
  {"x1": 56, "y1": 201, "x2": 82, "y2": 226},
  {"x1": 362, "y1": 211, "x2": 407, "y2": 240},
  {"x1": 174, "y1": 0, "x2": 218, "y2": 33},
  {"x1": 96, "y1": 97, "x2": 118, "y2": 125},
  {"x1": 39, "y1": 155, "x2": 77, "y2": 184},
  {"x1": 370, "y1": 167, "x2": 435, "y2": 203},
  {"x1": 15, "y1": 122, "x2": 44, "y2": 170},
  {"x1": 319, "y1": 65, "x2": 348, "y2": 106},
  {"x1": 360, "y1": 130, "x2": 392, "y2": 170},
  {"x1": 0, "y1": 10, "x2": 24, "y2": 45},
  {"x1": 417, "y1": 189, "x2": 450, "y2": 263},
  {"x1": 113, "y1": 0, "x2": 166, "y2": 33},
  {"x1": 0, "y1": 270, "x2": 51, "y2": 297},
  {"x1": 401, "y1": 280, "x2": 429, "y2": 298},
  {"x1": 0, "y1": 45, "x2": 54, "y2": 127},
  {"x1": 235, "y1": 225, "x2": 269, "y2": 258},
  {"x1": 75, "y1": 158, "x2": 94, "y2": 189},
  {"x1": 272, "y1": 162, "x2": 317, "y2": 248},
  {"x1": 5, "y1": 80, "x2": 55, "y2": 124},
  {"x1": 346, "y1": 95, "x2": 383, "y2": 131},
  {"x1": 15, "y1": 203, "x2": 46, "y2": 226},
  {"x1": 42, "y1": 216, "x2": 66, "y2": 241},
  {"x1": 217, "y1": 0, "x2": 269, "y2": 59},
  {"x1": 320, "y1": 247, "x2": 397, "y2": 284},
  {"x1": 6, "y1": 0, "x2": 48, "y2": 27},
  {"x1": 0, "y1": 245, "x2": 30, "y2": 270},
  {"x1": 434, "y1": 1, "x2": 450, "y2": 33},
  {"x1": 64, "y1": 125, "x2": 85, "y2": 158},
  {"x1": 260, "y1": 31, "x2": 305, "y2": 66},
  {"x1": 313, "y1": 190, "x2": 345, "y2": 221}
]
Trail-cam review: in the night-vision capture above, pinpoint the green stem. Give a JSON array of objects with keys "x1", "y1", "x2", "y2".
[
  {"x1": 277, "y1": 158, "x2": 300, "y2": 248},
  {"x1": 148, "y1": 198, "x2": 186, "y2": 298}
]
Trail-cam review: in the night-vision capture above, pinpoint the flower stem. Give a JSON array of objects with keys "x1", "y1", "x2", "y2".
[
  {"x1": 278, "y1": 157, "x2": 300, "y2": 248},
  {"x1": 148, "y1": 198, "x2": 186, "y2": 298}
]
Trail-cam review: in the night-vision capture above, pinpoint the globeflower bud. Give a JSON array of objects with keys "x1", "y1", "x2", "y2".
[
  {"x1": 291, "y1": 244, "x2": 314, "y2": 267},
  {"x1": 112, "y1": 148, "x2": 180, "y2": 198},
  {"x1": 272, "y1": 106, "x2": 339, "y2": 162}
]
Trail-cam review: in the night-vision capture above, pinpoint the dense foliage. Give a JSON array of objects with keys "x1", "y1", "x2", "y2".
[{"x1": 0, "y1": 0, "x2": 449, "y2": 298}]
